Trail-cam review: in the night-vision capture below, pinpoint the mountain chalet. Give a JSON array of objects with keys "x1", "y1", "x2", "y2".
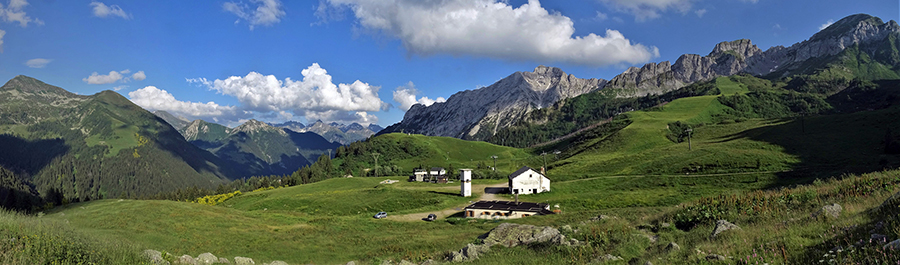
[{"x1": 508, "y1": 166, "x2": 550, "y2": 195}]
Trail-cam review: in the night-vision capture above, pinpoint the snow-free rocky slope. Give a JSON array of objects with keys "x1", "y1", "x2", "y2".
[
  {"x1": 606, "y1": 14, "x2": 900, "y2": 97},
  {"x1": 381, "y1": 66, "x2": 606, "y2": 140},
  {"x1": 383, "y1": 14, "x2": 900, "y2": 141}
]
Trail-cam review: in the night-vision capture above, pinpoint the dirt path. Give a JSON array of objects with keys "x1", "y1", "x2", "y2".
[{"x1": 386, "y1": 182, "x2": 508, "y2": 222}]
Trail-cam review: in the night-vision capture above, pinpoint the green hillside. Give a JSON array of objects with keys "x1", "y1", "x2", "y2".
[
  {"x1": 546, "y1": 75, "x2": 899, "y2": 181},
  {"x1": 0, "y1": 76, "x2": 238, "y2": 207},
  {"x1": 333, "y1": 133, "x2": 535, "y2": 178}
]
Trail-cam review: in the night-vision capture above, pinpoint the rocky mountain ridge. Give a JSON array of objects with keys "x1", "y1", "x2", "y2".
[
  {"x1": 270, "y1": 120, "x2": 382, "y2": 145},
  {"x1": 382, "y1": 65, "x2": 606, "y2": 139},
  {"x1": 172, "y1": 118, "x2": 339, "y2": 176},
  {"x1": 607, "y1": 14, "x2": 900, "y2": 97},
  {"x1": 382, "y1": 14, "x2": 899, "y2": 140}
]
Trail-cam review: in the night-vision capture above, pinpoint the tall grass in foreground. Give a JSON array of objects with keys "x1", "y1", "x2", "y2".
[{"x1": 0, "y1": 209, "x2": 147, "y2": 265}]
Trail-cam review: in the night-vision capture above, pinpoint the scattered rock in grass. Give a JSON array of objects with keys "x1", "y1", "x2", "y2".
[
  {"x1": 264, "y1": 261, "x2": 288, "y2": 265},
  {"x1": 448, "y1": 243, "x2": 491, "y2": 262},
  {"x1": 812, "y1": 203, "x2": 843, "y2": 219},
  {"x1": 871, "y1": 234, "x2": 889, "y2": 243},
  {"x1": 588, "y1": 254, "x2": 623, "y2": 264},
  {"x1": 710, "y1": 220, "x2": 740, "y2": 239},
  {"x1": 879, "y1": 191, "x2": 900, "y2": 210},
  {"x1": 197, "y1": 253, "x2": 218, "y2": 265},
  {"x1": 218, "y1": 258, "x2": 230, "y2": 264},
  {"x1": 665, "y1": 242, "x2": 681, "y2": 252},
  {"x1": 398, "y1": 260, "x2": 416, "y2": 265},
  {"x1": 705, "y1": 254, "x2": 726, "y2": 261},
  {"x1": 884, "y1": 239, "x2": 900, "y2": 250},
  {"x1": 644, "y1": 262, "x2": 653, "y2": 265},
  {"x1": 234, "y1": 257, "x2": 255, "y2": 265},
  {"x1": 639, "y1": 233, "x2": 659, "y2": 244},
  {"x1": 589, "y1": 215, "x2": 616, "y2": 222},
  {"x1": 175, "y1": 255, "x2": 198, "y2": 265},
  {"x1": 379, "y1": 260, "x2": 394, "y2": 265},
  {"x1": 419, "y1": 259, "x2": 436, "y2": 265},
  {"x1": 143, "y1": 250, "x2": 170, "y2": 265},
  {"x1": 345, "y1": 262, "x2": 356, "y2": 265}
]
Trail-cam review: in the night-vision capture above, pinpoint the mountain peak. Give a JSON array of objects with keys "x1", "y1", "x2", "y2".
[
  {"x1": 532, "y1": 65, "x2": 564, "y2": 76},
  {"x1": 232, "y1": 119, "x2": 286, "y2": 136},
  {"x1": 2, "y1": 75, "x2": 80, "y2": 97},
  {"x1": 811, "y1": 13, "x2": 890, "y2": 41},
  {"x1": 709, "y1": 39, "x2": 760, "y2": 60}
]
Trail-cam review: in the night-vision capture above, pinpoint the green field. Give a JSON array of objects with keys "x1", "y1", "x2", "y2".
[{"x1": 41, "y1": 177, "x2": 507, "y2": 264}]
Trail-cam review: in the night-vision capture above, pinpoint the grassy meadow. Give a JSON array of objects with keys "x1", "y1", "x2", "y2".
[{"x1": 8, "y1": 75, "x2": 900, "y2": 264}]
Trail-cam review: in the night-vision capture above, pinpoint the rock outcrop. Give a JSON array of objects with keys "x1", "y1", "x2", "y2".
[
  {"x1": 710, "y1": 220, "x2": 741, "y2": 239},
  {"x1": 383, "y1": 65, "x2": 606, "y2": 140},
  {"x1": 447, "y1": 223, "x2": 581, "y2": 262},
  {"x1": 812, "y1": 203, "x2": 843, "y2": 219},
  {"x1": 606, "y1": 14, "x2": 899, "y2": 97}
]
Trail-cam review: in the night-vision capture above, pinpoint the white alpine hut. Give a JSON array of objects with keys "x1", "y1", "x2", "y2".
[{"x1": 508, "y1": 166, "x2": 550, "y2": 195}]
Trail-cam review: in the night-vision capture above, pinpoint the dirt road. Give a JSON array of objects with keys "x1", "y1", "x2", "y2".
[{"x1": 386, "y1": 182, "x2": 507, "y2": 222}]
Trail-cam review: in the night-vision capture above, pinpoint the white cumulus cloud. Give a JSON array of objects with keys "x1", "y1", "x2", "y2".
[
  {"x1": 1, "y1": 0, "x2": 42, "y2": 27},
  {"x1": 128, "y1": 86, "x2": 240, "y2": 120},
  {"x1": 90, "y1": 1, "x2": 130, "y2": 19},
  {"x1": 83, "y1": 69, "x2": 146, "y2": 84},
  {"x1": 819, "y1": 19, "x2": 834, "y2": 31},
  {"x1": 223, "y1": 0, "x2": 285, "y2": 30},
  {"x1": 83, "y1": 70, "x2": 125, "y2": 84},
  {"x1": 131, "y1": 71, "x2": 146, "y2": 81},
  {"x1": 0, "y1": 29, "x2": 5, "y2": 53},
  {"x1": 599, "y1": 0, "x2": 694, "y2": 21},
  {"x1": 392, "y1": 82, "x2": 445, "y2": 111},
  {"x1": 24, "y1": 58, "x2": 50, "y2": 68},
  {"x1": 189, "y1": 63, "x2": 385, "y2": 124},
  {"x1": 320, "y1": 0, "x2": 658, "y2": 67}
]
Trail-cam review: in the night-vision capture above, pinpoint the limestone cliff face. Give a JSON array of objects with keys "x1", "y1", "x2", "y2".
[
  {"x1": 385, "y1": 66, "x2": 606, "y2": 139},
  {"x1": 383, "y1": 14, "x2": 898, "y2": 140},
  {"x1": 607, "y1": 14, "x2": 899, "y2": 97}
]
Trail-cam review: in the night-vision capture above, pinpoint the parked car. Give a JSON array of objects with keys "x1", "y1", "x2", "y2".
[
  {"x1": 373, "y1": 211, "x2": 387, "y2": 219},
  {"x1": 424, "y1": 213, "x2": 437, "y2": 221}
]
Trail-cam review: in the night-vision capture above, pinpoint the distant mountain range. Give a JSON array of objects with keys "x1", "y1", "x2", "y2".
[
  {"x1": 153, "y1": 112, "x2": 342, "y2": 177},
  {"x1": 269, "y1": 120, "x2": 383, "y2": 145},
  {"x1": 153, "y1": 112, "x2": 383, "y2": 146},
  {"x1": 382, "y1": 14, "x2": 900, "y2": 141}
]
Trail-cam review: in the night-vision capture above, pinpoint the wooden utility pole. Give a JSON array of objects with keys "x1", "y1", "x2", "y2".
[
  {"x1": 685, "y1": 128, "x2": 693, "y2": 151},
  {"x1": 372, "y1": 152, "x2": 380, "y2": 177}
]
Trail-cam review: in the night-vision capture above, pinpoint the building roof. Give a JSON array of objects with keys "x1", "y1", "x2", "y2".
[
  {"x1": 430, "y1": 167, "x2": 445, "y2": 171},
  {"x1": 464, "y1": 200, "x2": 554, "y2": 215},
  {"x1": 508, "y1": 166, "x2": 547, "y2": 180}
]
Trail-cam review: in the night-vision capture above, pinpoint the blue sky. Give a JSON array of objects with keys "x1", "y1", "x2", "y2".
[{"x1": 0, "y1": 0, "x2": 896, "y2": 127}]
